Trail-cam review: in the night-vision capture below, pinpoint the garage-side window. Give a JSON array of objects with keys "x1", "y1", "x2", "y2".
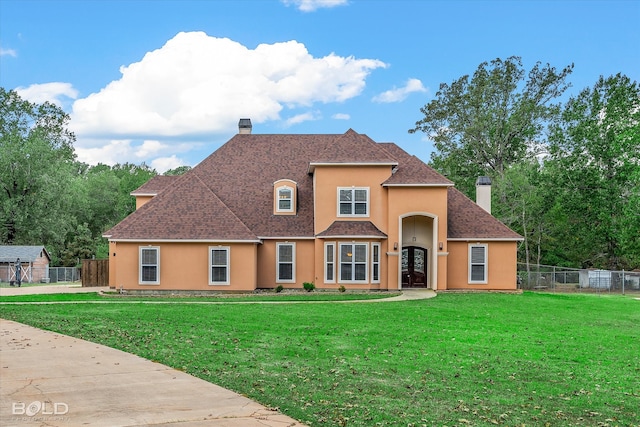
[
  {"x1": 210, "y1": 246, "x2": 230, "y2": 285},
  {"x1": 469, "y1": 244, "x2": 488, "y2": 284},
  {"x1": 139, "y1": 247, "x2": 160, "y2": 284}
]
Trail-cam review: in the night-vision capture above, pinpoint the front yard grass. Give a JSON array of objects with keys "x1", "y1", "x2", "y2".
[{"x1": 1, "y1": 292, "x2": 638, "y2": 426}]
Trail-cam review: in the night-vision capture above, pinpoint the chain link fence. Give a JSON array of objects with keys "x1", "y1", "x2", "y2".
[
  {"x1": 517, "y1": 263, "x2": 640, "y2": 294},
  {"x1": 0, "y1": 266, "x2": 80, "y2": 284}
]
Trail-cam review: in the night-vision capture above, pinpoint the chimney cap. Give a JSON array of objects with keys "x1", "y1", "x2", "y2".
[
  {"x1": 238, "y1": 118, "x2": 252, "y2": 128},
  {"x1": 476, "y1": 176, "x2": 492, "y2": 186}
]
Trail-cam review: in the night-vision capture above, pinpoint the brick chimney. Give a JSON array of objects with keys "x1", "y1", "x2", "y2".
[
  {"x1": 238, "y1": 118, "x2": 252, "y2": 134},
  {"x1": 475, "y1": 176, "x2": 492, "y2": 214}
]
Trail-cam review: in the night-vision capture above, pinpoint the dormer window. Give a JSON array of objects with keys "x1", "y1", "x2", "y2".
[
  {"x1": 278, "y1": 187, "x2": 293, "y2": 212},
  {"x1": 274, "y1": 179, "x2": 297, "y2": 215}
]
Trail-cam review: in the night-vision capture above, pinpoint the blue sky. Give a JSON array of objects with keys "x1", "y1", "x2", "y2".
[{"x1": 1, "y1": 0, "x2": 639, "y2": 173}]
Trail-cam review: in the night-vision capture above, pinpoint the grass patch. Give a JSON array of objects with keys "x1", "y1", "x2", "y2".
[
  {"x1": 0, "y1": 291, "x2": 399, "y2": 303},
  {"x1": 1, "y1": 292, "x2": 638, "y2": 426}
]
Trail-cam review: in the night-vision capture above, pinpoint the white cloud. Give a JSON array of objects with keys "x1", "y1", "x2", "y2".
[
  {"x1": 150, "y1": 155, "x2": 188, "y2": 174},
  {"x1": 0, "y1": 47, "x2": 17, "y2": 57},
  {"x1": 15, "y1": 82, "x2": 78, "y2": 107},
  {"x1": 332, "y1": 113, "x2": 350, "y2": 120},
  {"x1": 281, "y1": 0, "x2": 348, "y2": 12},
  {"x1": 70, "y1": 31, "x2": 386, "y2": 141},
  {"x1": 284, "y1": 111, "x2": 319, "y2": 127},
  {"x1": 372, "y1": 78, "x2": 427, "y2": 103},
  {"x1": 75, "y1": 138, "x2": 199, "y2": 171}
]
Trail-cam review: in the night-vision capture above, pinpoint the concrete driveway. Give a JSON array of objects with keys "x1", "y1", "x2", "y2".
[{"x1": 0, "y1": 319, "x2": 307, "y2": 427}]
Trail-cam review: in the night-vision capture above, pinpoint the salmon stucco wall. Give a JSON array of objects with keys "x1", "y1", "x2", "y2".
[
  {"x1": 135, "y1": 195, "x2": 154, "y2": 210},
  {"x1": 387, "y1": 186, "x2": 449, "y2": 290},
  {"x1": 313, "y1": 165, "x2": 390, "y2": 235},
  {"x1": 257, "y1": 240, "x2": 315, "y2": 289},
  {"x1": 446, "y1": 241, "x2": 518, "y2": 290},
  {"x1": 110, "y1": 242, "x2": 257, "y2": 291}
]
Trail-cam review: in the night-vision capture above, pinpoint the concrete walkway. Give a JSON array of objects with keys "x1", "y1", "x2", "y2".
[{"x1": 0, "y1": 286, "x2": 435, "y2": 426}]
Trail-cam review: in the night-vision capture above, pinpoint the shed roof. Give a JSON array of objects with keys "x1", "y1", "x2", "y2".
[{"x1": 0, "y1": 246, "x2": 51, "y2": 263}]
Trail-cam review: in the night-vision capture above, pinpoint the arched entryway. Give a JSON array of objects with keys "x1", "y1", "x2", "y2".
[
  {"x1": 399, "y1": 214, "x2": 438, "y2": 289},
  {"x1": 402, "y1": 246, "x2": 427, "y2": 287}
]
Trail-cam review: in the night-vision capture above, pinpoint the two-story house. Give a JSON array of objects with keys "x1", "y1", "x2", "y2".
[{"x1": 104, "y1": 120, "x2": 522, "y2": 292}]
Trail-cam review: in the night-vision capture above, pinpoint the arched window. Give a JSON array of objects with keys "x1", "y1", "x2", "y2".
[
  {"x1": 274, "y1": 180, "x2": 297, "y2": 215},
  {"x1": 278, "y1": 187, "x2": 293, "y2": 212}
]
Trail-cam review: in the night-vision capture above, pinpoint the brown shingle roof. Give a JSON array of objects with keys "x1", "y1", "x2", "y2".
[
  {"x1": 447, "y1": 187, "x2": 523, "y2": 240},
  {"x1": 107, "y1": 129, "x2": 520, "y2": 242},
  {"x1": 312, "y1": 129, "x2": 398, "y2": 164},
  {"x1": 379, "y1": 143, "x2": 454, "y2": 186},
  {"x1": 106, "y1": 174, "x2": 258, "y2": 241},
  {"x1": 316, "y1": 221, "x2": 388, "y2": 238}
]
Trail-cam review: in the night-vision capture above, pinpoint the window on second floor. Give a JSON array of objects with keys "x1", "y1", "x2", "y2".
[
  {"x1": 278, "y1": 187, "x2": 293, "y2": 212},
  {"x1": 274, "y1": 180, "x2": 297, "y2": 215},
  {"x1": 338, "y1": 187, "x2": 369, "y2": 217}
]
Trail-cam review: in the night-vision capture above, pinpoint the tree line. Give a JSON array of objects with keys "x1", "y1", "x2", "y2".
[
  {"x1": 411, "y1": 56, "x2": 639, "y2": 271},
  {"x1": 2, "y1": 57, "x2": 639, "y2": 269},
  {"x1": 0, "y1": 87, "x2": 190, "y2": 266}
]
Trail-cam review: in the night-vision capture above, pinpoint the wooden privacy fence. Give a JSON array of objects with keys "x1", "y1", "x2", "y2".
[{"x1": 82, "y1": 259, "x2": 109, "y2": 287}]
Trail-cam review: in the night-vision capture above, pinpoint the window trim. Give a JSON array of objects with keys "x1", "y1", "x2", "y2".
[
  {"x1": 337, "y1": 187, "x2": 370, "y2": 217},
  {"x1": 276, "y1": 242, "x2": 296, "y2": 283},
  {"x1": 338, "y1": 243, "x2": 368, "y2": 284},
  {"x1": 371, "y1": 242, "x2": 381, "y2": 283},
  {"x1": 324, "y1": 242, "x2": 335, "y2": 283},
  {"x1": 468, "y1": 244, "x2": 488, "y2": 284},
  {"x1": 139, "y1": 246, "x2": 160, "y2": 285},
  {"x1": 276, "y1": 185, "x2": 294, "y2": 213},
  {"x1": 209, "y1": 246, "x2": 230, "y2": 285}
]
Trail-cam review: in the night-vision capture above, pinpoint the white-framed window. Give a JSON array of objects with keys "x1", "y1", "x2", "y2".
[
  {"x1": 277, "y1": 186, "x2": 293, "y2": 212},
  {"x1": 371, "y1": 243, "x2": 380, "y2": 283},
  {"x1": 469, "y1": 244, "x2": 488, "y2": 284},
  {"x1": 139, "y1": 247, "x2": 160, "y2": 284},
  {"x1": 338, "y1": 187, "x2": 369, "y2": 217},
  {"x1": 324, "y1": 242, "x2": 335, "y2": 283},
  {"x1": 339, "y1": 243, "x2": 368, "y2": 283},
  {"x1": 210, "y1": 246, "x2": 230, "y2": 285},
  {"x1": 277, "y1": 242, "x2": 295, "y2": 283}
]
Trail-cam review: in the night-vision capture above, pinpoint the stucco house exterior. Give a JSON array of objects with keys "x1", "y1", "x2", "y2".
[{"x1": 104, "y1": 121, "x2": 522, "y2": 292}]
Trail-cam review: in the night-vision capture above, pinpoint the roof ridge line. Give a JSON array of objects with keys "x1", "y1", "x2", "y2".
[{"x1": 192, "y1": 173, "x2": 258, "y2": 239}]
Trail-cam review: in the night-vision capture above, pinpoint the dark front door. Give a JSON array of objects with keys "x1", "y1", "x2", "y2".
[{"x1": 402, "y1": 246, "x2": 427, "y2": 288}]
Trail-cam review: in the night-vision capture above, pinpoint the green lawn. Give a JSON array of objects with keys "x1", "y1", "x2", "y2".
[{"x1": 1, "y1": 292, "x2": 638, "y2": 426}]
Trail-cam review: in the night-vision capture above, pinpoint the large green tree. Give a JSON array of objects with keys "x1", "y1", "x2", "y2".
[
  {"x1": 410, "y1": 56, "x2": 573, "y2": 196},
  {"x1": 0, "y1": 88, "x2": 77, "y2": 248},
  {"x1": 547, "y1": 74, "x2": 640, "y2": 269}
]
